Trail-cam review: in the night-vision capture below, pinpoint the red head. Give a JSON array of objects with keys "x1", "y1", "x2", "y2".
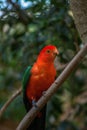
[{"x1": 37, "y1": 45, "x2": 59, "y2": 63}]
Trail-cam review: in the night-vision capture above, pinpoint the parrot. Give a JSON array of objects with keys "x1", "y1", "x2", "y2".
[{"x1": 22, "y1": 45, "x2": 59, "y2": 130}]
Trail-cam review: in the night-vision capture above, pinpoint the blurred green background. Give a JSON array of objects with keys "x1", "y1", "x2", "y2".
[{"x1": 0, "y1": 0, "x2": 87, "y2": 130}]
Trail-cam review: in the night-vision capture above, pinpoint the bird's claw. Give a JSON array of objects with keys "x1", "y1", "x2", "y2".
[
  {"x1": 32, "y1": 100, "x2": 38, "y2": 108},
  {"x1": 42, "y1": 91, "x2": 46, "y2": 96}
]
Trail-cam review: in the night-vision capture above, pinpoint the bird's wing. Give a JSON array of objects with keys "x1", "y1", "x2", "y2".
[
  {"x1": 22, "y1": 65, "x2": 32, "y2": 111},
  {"x1": 22, "y1": 65, "x2": 32, "y2": 91}
]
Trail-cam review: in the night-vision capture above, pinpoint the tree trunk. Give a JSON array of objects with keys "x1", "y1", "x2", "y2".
[{"x1": 70, "y1": 0, "x2": 87, "y2": 44}]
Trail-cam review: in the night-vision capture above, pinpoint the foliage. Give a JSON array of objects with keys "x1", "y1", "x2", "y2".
[{"x1": 0, "y1": 0, "x2": 87, "y2": 129}]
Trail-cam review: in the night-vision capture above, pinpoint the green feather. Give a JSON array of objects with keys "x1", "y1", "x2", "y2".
[{"x1": 22, "y1": 66, "x2": 32, "y2": 93}]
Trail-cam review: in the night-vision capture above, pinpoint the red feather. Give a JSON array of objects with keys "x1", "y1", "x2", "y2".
[{"x1": 26, "y1": 45, "x2": 59, "y2": 102}]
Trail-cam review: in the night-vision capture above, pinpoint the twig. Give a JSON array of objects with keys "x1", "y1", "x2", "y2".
[
  {"x1": 7, "y1": 0, "x2": 32, "y2": 24},
  {"x1": 16, "y1": 44, "x2": 87, "y2": 130},
  {"x1": 0, "y1": 88, "x2": 22, "y2": 118},
  {"x1": 60, "y1": 90, "x2": 87, "y2": 121},
  {"x1": 75, "y1": 91, "x2": 87, "y2": 104}
]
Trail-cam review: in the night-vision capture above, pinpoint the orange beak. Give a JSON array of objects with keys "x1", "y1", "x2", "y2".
[{"x1": 54, "y1": 48, "x2": 59, "y2": 56}]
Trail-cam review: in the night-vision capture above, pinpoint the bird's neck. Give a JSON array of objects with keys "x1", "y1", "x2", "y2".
[{"x1": 37, "y1": 59, "x2": 54, "y2": 68}]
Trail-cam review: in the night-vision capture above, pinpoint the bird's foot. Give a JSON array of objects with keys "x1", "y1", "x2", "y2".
[
  {"x1": 42, "y1": 91, "x2": 46, "y2": 96},
  {"x1": 32, "y1": 100, "x2": 38, "y2": 108}
]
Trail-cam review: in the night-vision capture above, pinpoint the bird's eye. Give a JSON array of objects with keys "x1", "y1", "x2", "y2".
[{"x1": 46, "y1": 50, "x2": 50, "y2": 53}]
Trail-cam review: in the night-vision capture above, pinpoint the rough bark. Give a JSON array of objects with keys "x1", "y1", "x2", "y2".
[{"x1": 70, "y1": 0, "x2": 87, "y2": 43}]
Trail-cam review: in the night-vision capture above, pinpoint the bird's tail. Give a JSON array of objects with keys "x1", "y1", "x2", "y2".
[
  {"x1": 27, "y1": 105, "x2": 46, "y2": 130},
  {"x1": 23, "y1": 94, "x2": 46, "y2": 130}
]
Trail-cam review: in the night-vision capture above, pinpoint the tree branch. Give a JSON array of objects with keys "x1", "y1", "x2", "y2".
[
  {"x1": 7, "y1": 0, "x2": 32, "y2": 25},
  {"x1": 16, "y1": 43, "x2": 87, "y2": 130},
  {"x1": 0, "y1": 88, "x2": 22, "y2": 118}
]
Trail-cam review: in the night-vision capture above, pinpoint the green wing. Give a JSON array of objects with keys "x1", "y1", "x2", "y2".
[{"x1": 22, "y1": 65, "x2": 32, "y2": 93}]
